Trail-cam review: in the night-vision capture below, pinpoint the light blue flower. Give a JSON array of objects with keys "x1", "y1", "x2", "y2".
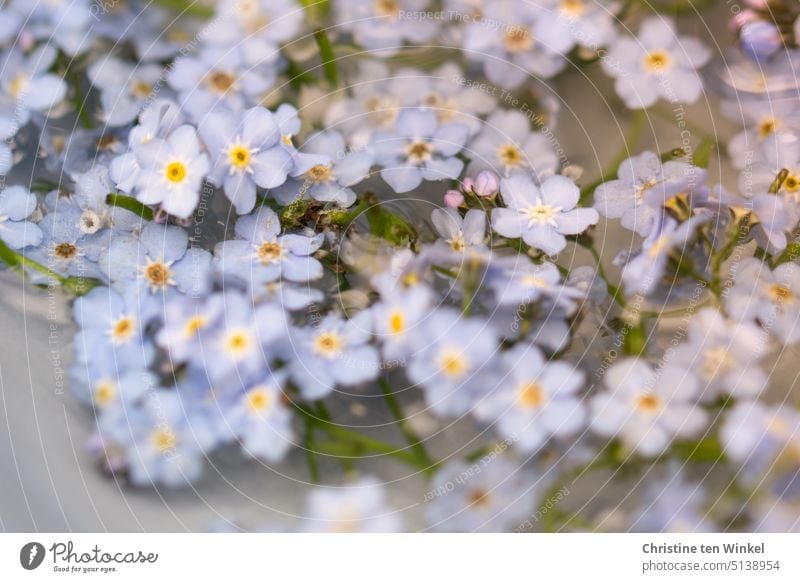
[
  {"x1": 621, "y1": 213, "x2": 709, "y2": 296},
  {"x1": 487, "y1": 257, "x2": 583, "y2": 312},
  {"x1": 198, "y1": 106, "x2": 296, "y2": 215},
  {"x1": 722, "y1": 401, "x2": 800, "y2": 500},
  {"x1": 722, "y1": 96, "x2": 800, "y2": 170},
  {"x1": 30, "y1": 201, "x2": 109, "y2": 279},
  {"x1": 594, "y1": 152, "x2": 705, "y2": 237},
  {"x1": 426, "y1": 457, "x2": 538, "y2": 532},
  {"x1": 407, "y1": 308, "x2": 499, "y2": 417},
  {"x1": 247, "y1": 280, "x2": 324, "y2": 310},
  {"x1": 271, "y1": 130, "x2": 372, "y2": 208},
  {"x1": 724, "y1": 258, "x2": 800, "y2": 345},
  {"x1": 87, "y1": 56, "x2": 162, "y2": 127},
  {"x1": 631, "y1": 464, "x2": 714, "y2": 532},
  {"x1": 372, "y1": 283, "x2": 433, "y2": 361},
  {"x1": 223, "y1": 372, "x2": 294, "y2": 463},
  {"x1": 72, "y1": 286, "x2": 158, "y2": 373},
  {"x1": 669, "y1": 308, "x2": 769, "y2": 400},
  {"x1": 533, "y1": 0, "x2": 615, "y2": 56},
  {"x1": 463, "y1": 1, "x2": 565, "y2": 89},
  {"x1": 70, "y1": 361, "x2": 155, "y2": 416},
  {"x1": 101, "y1": 222, "x2": 213, "y2": 296},
  {"x1": 335, "y1": 0, "x2": 439, "y2": 57},
  {"x1": 590, "y1": 358, "x2": 708, "y2": 457},
  {"x1": 430, "y1": 208, "x2": 487, "y2": 254},
  {"x1": 474, "y1": 344, "x2": 586, "y2": 452},
  {"x1": 492, "y1": 174, "x2": 599, "y2": 255},
  {"x1": 167, "y1": 40, "x2": 280, "y2": 123},
  {"x1": 467, "y1": 109, "x2": 559, "y2": 179},
  {"x1": 211, "y1": 0, "x2": 304, "y2": 46},
  {"x1": 288, "y1": 310, "x2": 379, "y2": 400},
  {"x1": 0, "y1": 45, "x2": 67, "y2": 126},
  {"x1": 0, "y1": 185, "x2": 42, "y2": 249},
  {"x1": 101, "y1": 390, "x2": 213, "y2": 487},
  {"x1": 301, "y1": 476, "x2": 403, "y2": 532},
  {"x1": 372, "y1": 108, "x2": 468, "y2": 193},
  {"x1": 131, "y1": 124, "x2": 210, "y2": 219},
  {"x1": 155, "y1": 294, "x2": 225, "y2": 364},
  {"x1": 601, "y1": 16, "x2": 710, "y2": 109},
  {"x1": 204, "y1": 292, "x2": 289, "y2": 384},
  {"x1": 214, "y1": 208, "x2": 324, "y2": 286}
]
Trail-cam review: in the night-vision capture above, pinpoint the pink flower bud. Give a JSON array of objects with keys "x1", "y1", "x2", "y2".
[
  {"x1": 444, "y1": 190, "x2": 464, "y2": 208},
  {"x1": 473, "y1": 170, "x2": 500, "y2": 197},
  {"x1": 729, "y1": 10, "x2": 759, "y2": 32},
  {"x1": 460, "y1": 177, "x2": 474, "y2": 194}
]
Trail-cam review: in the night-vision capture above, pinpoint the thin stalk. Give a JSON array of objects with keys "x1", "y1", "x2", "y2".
[{"x1": 378, "y1": 376, "x2": 435, "y2": 469}]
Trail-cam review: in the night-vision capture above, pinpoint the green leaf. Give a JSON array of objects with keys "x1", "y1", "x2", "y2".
[
  {"x1": 151, "y1": 0, "x2": 214, "y2": 19},
  {"x1": 106, "y1": 193, "x2": 155, "y2": 222},
  {"x1": 671, "y1": 435, "x2": 725, "y2": 463},
  {"x1": 691, "y1": 137, "x2": 715, "y2": 168}
]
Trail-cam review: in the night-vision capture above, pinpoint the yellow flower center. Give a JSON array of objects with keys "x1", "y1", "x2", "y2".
[
  {"x1": 9, "y1": 74, "x2": 28, "y2": 99},
  {"x1": 94, "y1": 380, "x2": 115, "y2": 407},
  {"x1": 559, "y1": 0, "x2": 585, "y2": 16},
  {"x1": 518, "y1": 382, "x2": 545, "y2": 409},
  {"x1": 131, "y1": 80, "x2": 152, "y2": 99},
  {"x1": 224, "y1": 329, "x2": 253, "y2": 359},
  {"x1": 110, "y1": 316, "x2": 136, "y2": 344},
  {"x1": 53, "y1": 242, "x2": 78, "y2": 259},
  {"x1": 757, "y1": 117, "x2": 779, "y2": 140},
  {"x1": 468, "y1": 488, "x2": 493, "y2": 509},
  {"x1": 782, "y1": 173, "x2": 800, "y2": 193},
  {"x1": 439, "y1": 348, "x2": 467, "y2": 378},
  {"x1": 374, "y1": 0, "x2": 399, "y2": 17},
  {"x1": 767, "y1": 283, "x2": 793, "y2": 303},
  {"x1": 246, "y1": 387, "x2": 272, "y2": 413},
  {"x1": 635, "y1": 392, "x2": 662, "y2": 413},
  {"x1": 257, "y1": 241, "x2": 283, "y2": 264},
  {"x1": 504, "y1": 27, "x2": 533, "y2": 53},
  {"x1": 388, "y1": 311, "x2": 406, "y2": 335},
  {"x1": 406, "y1": 140, "x2": 433, "y2": 164},
  {"x1": 498, "y1": 144, "x2": 524, "y2": 167},
  {"x1": 699, "y1": 346, "x2": 733, "y2": 381},
  {"x1": 165, "y1": 161, "x2": 187, "y2": 184},
  {"x1": 207, "y1": 70, "x2": 236, "y2": 94},
  {"x1": 643, "y1": 50, "x2": 671, "y2": 72},
  {"x1": 228, "y1": 145, "x2": 252, "y2": 170},
  {"x1": 185, "y1": 315, "x2": 207, "y2": 337},
  {"x1": 523, "y1": 201, "x2": 561, "y2": 226},
  {"x1": 313, "y1": 331, "x2": 345, "y2": 358},
  {"x1": 449, "y1": 236, "x2": 466, "y2": 252},
  {"x1": 151, "y1": 428, "x2": 177, "y2": 453},
  {"x1": 306, "y1": 164, "x2": 333, "y2": 183},
  {"x1": 143, "y1": 260, "x2": 173, "y2": 290}
]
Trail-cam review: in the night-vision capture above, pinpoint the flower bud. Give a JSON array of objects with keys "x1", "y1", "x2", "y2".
[
  {"x1": 740, "y1": 21, "x2": 782, "y2": 61},
  {"x1": 472, "y1": 170, "x2": 500, "y2": 197},
  {"x1": 444, "y1": 190, "x2": 464, "y2": 208},
  {"x1": 460, "y1": 177, "x2": 474, "y2": 194}
]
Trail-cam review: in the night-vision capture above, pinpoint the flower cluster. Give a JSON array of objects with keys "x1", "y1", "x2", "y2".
[{"x1": 0, "y1": 0, "x2": 799, "y2": 533}]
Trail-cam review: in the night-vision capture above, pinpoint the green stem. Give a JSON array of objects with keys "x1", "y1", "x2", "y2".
[
  {"x1": 378, "y1": 377, "x2": 435, "y2": 469},
  {"x1": 296, "y1": 405, "x2": 432, "y2": 472},
  {"x1": 303, "y1": 415, "x2": 321, "y2": 483},
  {"x1": 579, "y1": 110, "x2": 647, "y2": 204},
  {"x1": 577, "y1": 237, "x2": 625, "y2": 307},
  {"x1": 314, "y1": 28, "x2": 340, "y2": 88}
]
